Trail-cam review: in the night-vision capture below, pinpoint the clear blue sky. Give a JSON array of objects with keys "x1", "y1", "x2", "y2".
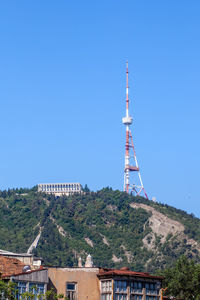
[{"x1": 0, "y1": 1, "x2": 200, "y2": 217}]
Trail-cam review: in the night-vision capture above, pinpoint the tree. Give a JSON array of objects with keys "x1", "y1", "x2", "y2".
[
  {"x1": 82, "y1": 184, "x2": 90, "y2": 192},
  {"x1": 162, "y1": 256, "x2": 200, "y2": 299},
  {"x1": 0, "y1": 280, "x2": 16, "y2": 300}
]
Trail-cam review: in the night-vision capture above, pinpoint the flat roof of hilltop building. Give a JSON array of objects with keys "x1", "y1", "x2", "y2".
[{"x1": 38, "y1": 182, "x2": 82, "y2": 196}]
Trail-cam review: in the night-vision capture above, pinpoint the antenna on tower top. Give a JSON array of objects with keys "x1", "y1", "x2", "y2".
[
  {"x1": 126, "y1": 61, "x2": 129, "y2": 117},
  {"x1": 122, "y1": 62, "x2": 148, "y2": 199}
]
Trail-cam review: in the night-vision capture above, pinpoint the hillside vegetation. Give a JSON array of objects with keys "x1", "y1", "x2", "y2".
[{"x1": 0, "y1": 187, "x2": 199, "y2": 272}]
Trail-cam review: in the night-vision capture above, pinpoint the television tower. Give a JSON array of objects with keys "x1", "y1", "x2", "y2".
[{"x1": 122, "y1": 62, "x2": 148, "y2": 199}]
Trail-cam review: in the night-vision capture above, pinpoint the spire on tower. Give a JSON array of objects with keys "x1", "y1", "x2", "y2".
[
  {"x1": 122, "y1": 62, "x2": 148, "y2": 199},
  {"x1": 126, "y1": 61, "x2": 129, "y2": 116}
]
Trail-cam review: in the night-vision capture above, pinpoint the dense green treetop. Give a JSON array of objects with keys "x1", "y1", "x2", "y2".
[{"x1": 160, "y1": 256, "x2": 200, "y2": 299}]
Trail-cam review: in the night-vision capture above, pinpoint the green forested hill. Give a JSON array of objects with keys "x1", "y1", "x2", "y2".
[{"x1": 0, "y1": 187, "x2": 200, "y2": 272}]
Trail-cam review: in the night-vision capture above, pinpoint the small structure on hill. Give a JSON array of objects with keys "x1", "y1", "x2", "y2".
[{"x1": 38, "y1": 182, "x2": 82, "y2": 196}]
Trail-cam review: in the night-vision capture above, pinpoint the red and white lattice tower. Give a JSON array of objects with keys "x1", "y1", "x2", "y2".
[{"x1": 122, "y1": 62, "x2": 148, "y2": 199}]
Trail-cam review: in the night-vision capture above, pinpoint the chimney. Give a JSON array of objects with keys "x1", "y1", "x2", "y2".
[{"x1": 78, "y1": 257, "x2": 82, "y2": 267}]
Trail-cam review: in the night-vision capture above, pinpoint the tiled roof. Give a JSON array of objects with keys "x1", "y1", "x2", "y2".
[
  {"x1": 0, "y1": 255, "x2": 25, "y2": 277},
  {"x1": 98, "y1": 268, "x2": 163, "y2": 280}
]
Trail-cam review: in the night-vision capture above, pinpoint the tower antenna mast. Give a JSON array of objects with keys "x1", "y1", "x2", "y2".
[{"x1": 122, "y1": 62, "x2": 148, "y2": 199}]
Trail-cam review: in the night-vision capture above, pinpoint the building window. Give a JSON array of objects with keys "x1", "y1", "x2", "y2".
[
  {"x1": 130, "y1": 296, "x2": 143, "y2": 300},
  {"x1": 114, "y1": 281, "x2": 127, "y2": 299},
  {"x1": 146, "y1": 296, "x2": 159, "y2": 300},
  {"x1": 145, "y1": 283, "x2": 159, "y2": 296},
  {"x1": 101, "y1": 294, "x2": 112, "y2": 300},
  {"x1": 37, "y1": 283, "x2": 45, "y2": 295},
  {"x1": 66, "y1": 282, "x2": 77, "y2": 300},
  {"x1": 29, "y1": 283, "x2": 45, "y2": 299},
  {"x1": 16, "y1": 282, "x2": 27, "y2": 299},
  {"x1": 130, "y1": 281, "x2": 143, "y2": 294},
  {"x1": 130, "y1": 281, "x2": 143, "y2": 300},
  {"x1": 101, "y1": 280, "x2": 112, "y2": 300}
]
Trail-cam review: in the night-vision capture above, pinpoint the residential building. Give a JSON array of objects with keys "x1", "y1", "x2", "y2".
[
  {"x1": 98, "y1": 267, "x2": 162, "y2": 300},
  {"x1": 9, "y1": 268, "x2": 48, "y2": 299},
  {"x1": 0, "y1": 255, "x2": 48, "y2": 299},
  {"x1": 48, "y1": 266, "x2": 100, "y2": 300},
  {"x1": 0, "y1": 252, "x2": 163, "y2": 300},
  {"x1": 48, "y1": 265, "x2": 163, "y2": 300},
  {"x1": 0, "y1": 249, "x2": 42, "y2": 268}
]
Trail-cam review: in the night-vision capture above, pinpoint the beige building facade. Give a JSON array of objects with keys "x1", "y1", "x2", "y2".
[{"x1": 48, "y1": 267, "x2": 100, "y2": 300}]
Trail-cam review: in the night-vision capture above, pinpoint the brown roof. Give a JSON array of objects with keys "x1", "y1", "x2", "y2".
[
  {"x1": 0, "y1": 255, "x2": 25, "y2": 277},
  {"x1": 98, "y1": 268, "x2": 163, "y2": 280}
]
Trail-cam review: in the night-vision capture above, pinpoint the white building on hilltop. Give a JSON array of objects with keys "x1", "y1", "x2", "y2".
[{"x1": 38, "y1": 182, "x2": 82, "y2": 196}]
